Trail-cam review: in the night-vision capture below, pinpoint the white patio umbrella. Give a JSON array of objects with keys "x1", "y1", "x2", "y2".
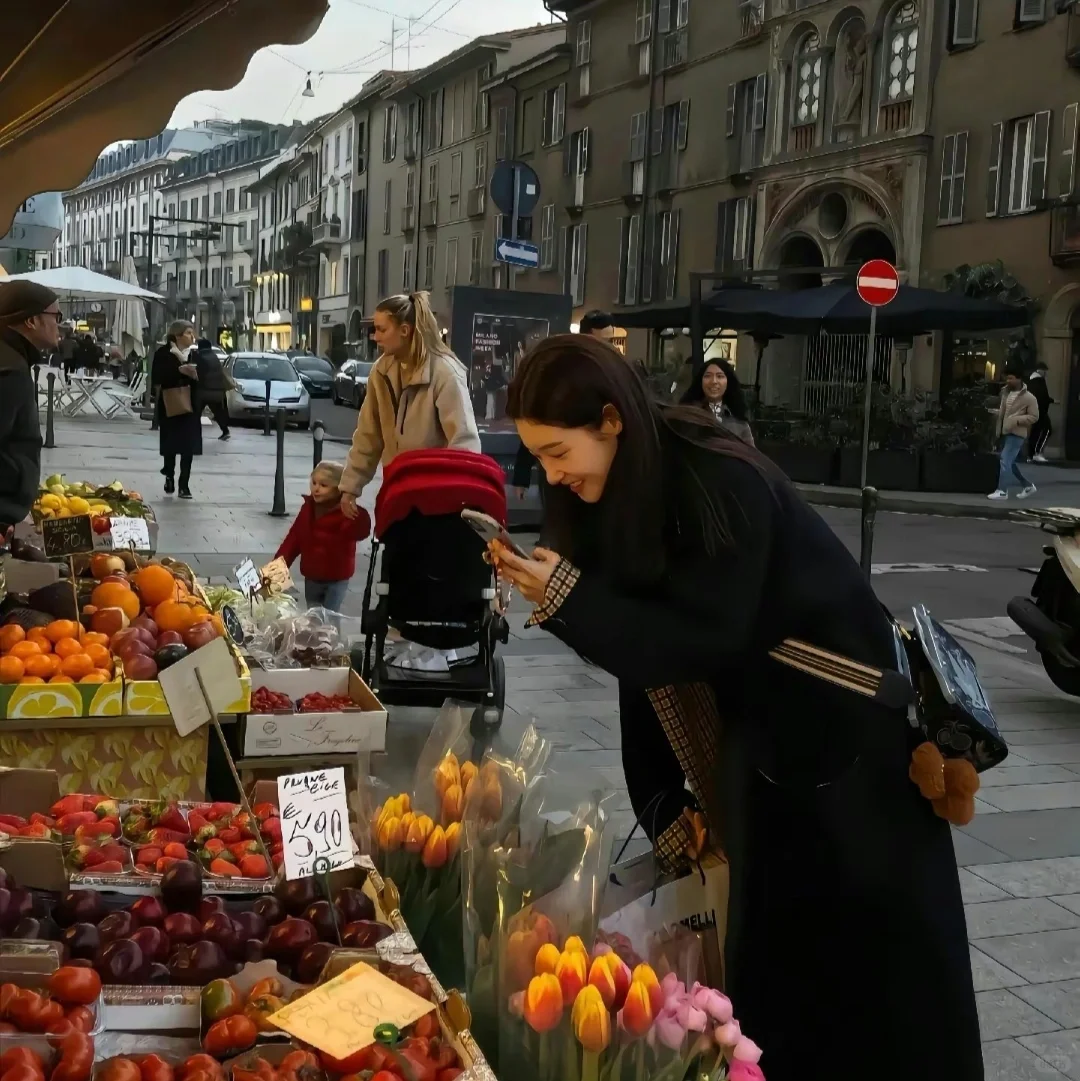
[
  {"x1": 3, "y1": 265, "x2": 162, "y2": 301},
  {"x1": 114, "y1": 255, "x2": 148, "y2": 358}
]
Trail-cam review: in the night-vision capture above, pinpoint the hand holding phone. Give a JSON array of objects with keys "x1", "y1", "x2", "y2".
[{"x1": 460, "y1": 509, "x2": 529, "y2": 559}]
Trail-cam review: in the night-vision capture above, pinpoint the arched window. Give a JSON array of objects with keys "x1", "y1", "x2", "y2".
[
  {"x1": 794, "y1": 32, "x2": 822, "y2": 126},
  {"x1": 885, "y1": 1, "x2": 918, "y2": 103}
]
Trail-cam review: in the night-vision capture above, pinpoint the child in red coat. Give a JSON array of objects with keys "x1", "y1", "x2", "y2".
[{"x1": 275, "y1": 461, "x2": 371, "y2": 611}]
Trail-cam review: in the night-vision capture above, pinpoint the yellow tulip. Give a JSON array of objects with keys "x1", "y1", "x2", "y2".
[
  {"x1": 523, "y1": 973, "x2": 563, "y2": 1034},
  {"x1": 564, "y1": 935, "x2": 588, "y2": 956},
  {"x1": 433, "y1": 756, "x2": 461, "y2": 800},
  {"x1": 444, "y1": 820, "x2": 461, "y2": 861},
  {"x1": 620, "y1": 978, "x2": 655, "y2": 1038},
  {"x1": 535, "y1": 942, "x2": 561, "y2": 976},
  {"x1": 377, "y1": 815, "x2": 405, "y2": 851},
  {"x1": 572, "y1": 984, "x2": 612, "y2": 1053},
  {"x1": 461, "y1": 760, "x2": 478, "y2": 793},
  {"x1": 422, "y1": 824, "x2": 448, "y2": 869},
  {"x1": 404, "y1": 813, "x2": 434, "y2": 854},
  {"x1": 587, "y1": 955, "x2": 617, "y2": 1009},
  {"x1": 555, "y1": 948, "x2": 587, "y2": 1003},
  {"x1": 441, "y1": 782, "x2": 465, "y2": 825},
  {"x1": 631, "y1": 963, "x2": 664, "y2": 1014}
]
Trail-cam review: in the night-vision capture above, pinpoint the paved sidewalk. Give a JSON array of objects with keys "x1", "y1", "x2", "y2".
[{"x1": 35, "y1": 416, "x2": 1080, "y2": 1077}]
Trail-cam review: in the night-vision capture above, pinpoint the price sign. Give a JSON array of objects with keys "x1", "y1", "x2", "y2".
[
  {"x1": 234, "y1": 558, "x2": 261, "y2": 597},
  {"x1": 260, "y1": 557, "x2": 293, "y2": 592},
  {"x1": 109, "y1": 517, "x2": 150, "y2": 550},
  {"x1": 277, "y1": 767, "x2": 354, "y2": 881},
  {"x1": 268, "y1": 961, "x2": 434, "y2": 1060},
  {"x1": 41, "y1": 515, "x2": 94, "y2": 559}
]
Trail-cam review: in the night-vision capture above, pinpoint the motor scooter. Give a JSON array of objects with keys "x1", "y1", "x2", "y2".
[{"x1": 1008, "y1": 508, "x2": 1080, "y2": 695}]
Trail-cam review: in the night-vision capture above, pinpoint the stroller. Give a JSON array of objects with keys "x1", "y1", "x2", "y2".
[{"x1": 354, "y1": 448, "x2": 511, "y2": 728}]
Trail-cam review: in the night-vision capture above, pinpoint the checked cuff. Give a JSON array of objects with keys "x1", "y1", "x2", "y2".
[{"x1": 525, "y1": 559, "x2": 581, "y2": 627}]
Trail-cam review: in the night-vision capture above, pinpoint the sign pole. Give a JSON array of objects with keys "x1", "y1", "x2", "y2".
[
  {"x1": 509, "y1": 165, "x2": 521, "y2": 292},
  {"x1": 859, "y1": 303, "x2": 877, "y2": 491}
]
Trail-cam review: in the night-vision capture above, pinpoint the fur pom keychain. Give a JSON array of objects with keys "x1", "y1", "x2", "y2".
[{"x1": 908, "y1": 742, "x2": 980, "y2": 826}]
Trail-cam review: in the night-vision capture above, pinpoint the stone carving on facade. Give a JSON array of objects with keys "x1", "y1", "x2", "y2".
[
  {"x1": 765, "y1": 179, "x2": 802, "y2": 230},
  {"x1": 834, "y1": 23, "x2": 867, "y2": 128},
  {"x1": 862, "y1": 162, "x2": 906, "y2": 210}
]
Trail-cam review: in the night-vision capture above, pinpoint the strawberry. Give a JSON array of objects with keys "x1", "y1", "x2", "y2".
[
  {"x1": 73, "y1": 821, "x2": 117, "y2": 844},
  {"x1": 253, "y1": 802, "x2": 277, "y2": 822},
  {"x1": 238, "y1": 854, "x2": 269, "y2": 879},
  {"x1": 271, "y1": 852, "x2": 284, "y2": 870},
  {"x1": 216, "y1": 827, "x2": 241, "y2": 845},
  {"x1": 194, "y1": 824, "x2": 218, "y2": 844},
  {"x1": 50, "y1": 794, "x2": 88, "y2": 818},
  {"x1": 68, "y1": 844, "x2": 95, "y2": 869},
  {"x1": 207, "y1": 802, "x2": 237, "y2": 822},
  {"x1": 57, "y1": 811, "x2": 99, "y2": 835},
  {"x1": 155, "y1": 856, "x2": 182, "y2": 873},
  {"x1": 228, "y1": 841, "x2": 258, "y2": 859},
  {"x1": 163, "y1": 842, "x2": 189, "y2": 860},
  {"x1": 19, "y1": 822, "x2": 54, "y2": 839},
  {"x1": 0, "y1": 814, "x2": 27, "y2": 831},
  {"x1": 260, "y1": 817, "x2": 282, "y2": 843},
  {"x1": 94, "y1": 799, "x2": 119, "y2": 819},
  {"x1": 145, "y1": 827, "x2": 190, "y2": 846},
  {"x1": 156, "y1": 805, "x2": 189, "y2": 835},
  {"x1": 202, "y1": 838, "x2": 226, "y2": 856},
  {"x1": 136, "y1": 845, "x2": 163, "y2": 864},
  {"x1": 93, "y1": 860, "x2": 124, "y2": 874},
  {"x1": 187, "y1": 811, "x2": 208, "y2": 834},
  {"x1": 209, "y1": 858, "x2": 239, "y2": 877}
]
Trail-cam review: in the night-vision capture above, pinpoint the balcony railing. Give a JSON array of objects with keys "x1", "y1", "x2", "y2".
[
  {"x1": 466, "y1": 188, "x2": 486, "y2": 218},
  {"x1": 660, "y1": 29, "x2": 688, "y2": 70},
  {"x1": 621, "y1": 159, "x2": 645, "y2": 204},
  {"x1": 1051, "y1": 203, "x2": 1080, "y2": 268},
  {"x1": 738, "y1": 0, "x2": 764, "y2": 41},
  {"x1": 311, "y1": 219, "x2": 342, "y2": 246},
  {"x1": 879, "y1": 99, "x2": 912, "y2": 133}
]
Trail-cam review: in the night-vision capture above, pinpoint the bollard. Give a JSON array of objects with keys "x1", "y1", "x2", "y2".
[
  {"x1": 150, "y1": 386, "x2": 160, "y2": 431},
  {"x1": 263, "y1": 380, "x2": 272, "y2": 436},
  {"x1": 33, "y1": 365, "x2": 39, "y2": 404},
  {"x1": 268, "y1": 408, "x2": 288, "y2": 517},
  {"x1": 859, "y1": 485, "x2": 878, "y2": 578},
  {"x1": 44, "y1": 373, "x2": 56, "y2": 449},
  {"x1": 312, "y1": 420, "x2": 325, "y2": 470}
]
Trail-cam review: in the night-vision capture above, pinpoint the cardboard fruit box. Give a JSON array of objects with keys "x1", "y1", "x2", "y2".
[{"x1": 242, "y1": 668, "x2": 386, "y2": 758}]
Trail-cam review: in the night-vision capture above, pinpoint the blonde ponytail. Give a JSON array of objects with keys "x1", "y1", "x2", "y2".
[{"x1": 375, "y1": 291, "x2": 454, "y2": 371}]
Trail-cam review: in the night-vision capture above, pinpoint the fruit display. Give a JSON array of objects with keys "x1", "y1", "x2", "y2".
[
  {"x1": 248, "y1": 689, "x2": 293, "y2": 714},
  {"x1": 0, "y1": 967, "x2": 102, "y2": 1035},
  {"x1": 0, "y1": 619, "x2": 115, "y2": 686},
  {"x1": 33, "y1": 476, "x2": 151, "y2": 525},
  {"x1": 296, "y1": 693, "x2": 353, "y2": 714},
  {"x1": 0, "y1": 1031, "x2": 94, "y2": 1081}
]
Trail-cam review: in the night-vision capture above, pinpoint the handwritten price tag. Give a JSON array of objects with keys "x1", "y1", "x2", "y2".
[
  {"x1": 268, "y1": 961, "x2": 434, "y2": 1060},
  {"x1": 234, "y1": 558, "x2": 261, "y2": 597},
  {"x1": 277, "y1": 767, "x2": 355, "y2": 881},
  {"x1": 109, "y1": 517, "x2": 150, "y2": 550}
]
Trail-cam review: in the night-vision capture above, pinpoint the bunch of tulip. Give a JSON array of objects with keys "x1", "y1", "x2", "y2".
[{"x1": 507, "y1": 935, "x2": 765, "y2": 1081}]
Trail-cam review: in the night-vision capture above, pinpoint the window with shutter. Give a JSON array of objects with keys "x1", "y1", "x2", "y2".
[
  {"x1": 617, "y1": 218, "x2": 629, "y2": 303},
  {"x1": 752, "y1": 75, "x2": 767, "y2": 131},
  {"x1": 630, "y1": 113, "x2": 648, "y2": 160},
  {"x1": 559, "y1": 226, "x2": 569, "y2": 291},
  {"x1": 663, "y1": 210, "x2": 680, "y2": 300},
  {"x1": 938, "y1": 133, "x2": 957, "y2": 223},
  {"x1": 950, "y1": 0, "x2": 978, "y2": 46},
  {"x1": 715, "y1": 200, "x2": 735, "y2": 272},
  {"x1": 634, "y1": 0, "x2": 652, "y2": 43},
  {"x1": 676, "y1": 0, "x2": 689, "y2": 28},
  {"x1": 576, "y1": 20, "x2": 592, "y2": 65},
  {"x1": 1029, "y1": 110, "x2": 1052, "y2": 205},
  {"x1": 1016, "y1": 0, "x2": 1046, "y2": 25},
  {"x1": 986, "y1": 121, "x2": 1003, "y2": 217},
  {"x1": 641, "y1": 215, "x2": 656, "y2": 304},
  {"x1": 652, "y1": 108, "x2": 665, "y2": 156},
  {"x1": 725, "y1": 85, "x2": 737, "y2": 138},
  {"x1": 658, "y1": 0, "x2": 672, "y2": 33},
  {"x1": 626, "y1": 215, "x2": 642, "y2": 305},
  {"x1": 677, "y1": 101, "x2": 690, "y2": 150},
  {"x1": 1061, "y1": 104, "x2": 1079, "y2": 198}
]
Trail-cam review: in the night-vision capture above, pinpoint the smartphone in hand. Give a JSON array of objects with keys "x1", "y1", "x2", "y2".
[{"x1": 460, "y1": 509, "x2": 530, "y2": 560}]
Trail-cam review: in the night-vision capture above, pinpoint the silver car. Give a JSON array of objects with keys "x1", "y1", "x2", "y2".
[{"x1": 224, "y1": 352, "x2": 311, "y2": 429}]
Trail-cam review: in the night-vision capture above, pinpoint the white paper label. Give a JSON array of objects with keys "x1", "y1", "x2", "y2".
[
  {"x1": 277, "y1": 767, "x2": 355, "y2": 881},
  {"x1": 157, "y1": 637, "x2": 244, "y2": 738},
  {"x1": 234, "y1": 558, "x2": 261, "y2": 596},
  {"x1": 109, "y1": 517, "x2": 150, "y2": 550}
]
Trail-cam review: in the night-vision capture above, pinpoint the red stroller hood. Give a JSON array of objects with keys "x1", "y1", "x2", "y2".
[{"x1": 374, "y1": 448, "x2": 508, "y2": 537}]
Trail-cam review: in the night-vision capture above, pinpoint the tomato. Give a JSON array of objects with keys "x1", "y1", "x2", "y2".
[
  {"x1": 245, "y1": 979, "x2": 284, "y2": 1001},
  {"x1": 0, "y1": 1049, "x2": 44, "y2": 1077},
  {"x1": 277, "y1": 1053, "x2": 318, "y2": 1075},
  {"x1": 10, "y1": 990, "x2": 64, "y2": 1033},
  {"x1": 96, "y1": 1059, "x2": 141, "y2": 1081},
  {"x1": 175, "y1": 1056, "x2": 222, "y2": 1081},
  {"x1": 4, "y1": 1065, "x2": 46, "y2": 1081},
  {"x1": 199, "y1": 980, "x2": 242, "y2": 1024},
  {"x1": 47, "y1": 968, "x2": 101, "y2": 1008},
  {"x1": 435, "y1": 1071, "x2": 464, "y2": 1081},
  {"x1": 370, "y1": 1073, "x2": 399, "y2": 1081},
  {"x1": 0, "y1": 982, "x2": 21, "y2": 1017},
  {"x1": 201, "y1": 1015, "x2": 257, "y2": 1058},
  {"x1": 242, "y1": 995, "x2": 284, "y2": 1034},
  {"x1": 411, "y1": 1012, "x2": 439, "y2": 1040},
  {"x1": 64, "y1": 1007, "x2": 95, "y2": 1035},
  {"x1": 137, "y1": 1054, "x2": 174, "y2": 1081},
  {"x1": 50, "y1": 1033, "x2": 94, "y2": 1081},
  {"x1": 0, "y1": 1021, "x2": 17, "y2": 1033}
]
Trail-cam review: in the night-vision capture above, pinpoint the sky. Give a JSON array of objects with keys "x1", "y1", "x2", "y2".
[{"x1": 168, "y1": 0, "x2": 557, "y2": 129}]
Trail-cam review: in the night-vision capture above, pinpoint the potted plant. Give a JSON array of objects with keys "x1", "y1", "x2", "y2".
[
  {"x1": 759, "y1": 411, "x2": 839, "y2": 485},
  {"x1": 838, "y1": 389, "x2": 921, "y2": 491},
  {"x1": 920, "y1": 382, "x2": 1000, "y2": 493}
]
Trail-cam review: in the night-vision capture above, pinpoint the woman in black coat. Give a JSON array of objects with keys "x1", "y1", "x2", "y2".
[
  {"x1": 490, "y1": 334, "x2": 982, "y2": 1081},
  {"x1": 151, "y1": 320, "x2": 201, "y2": 499}
]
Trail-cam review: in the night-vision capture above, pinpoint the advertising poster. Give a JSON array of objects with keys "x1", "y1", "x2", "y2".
[{"x1": 469, "y1": 313, "x2": 550, "y2": 422}]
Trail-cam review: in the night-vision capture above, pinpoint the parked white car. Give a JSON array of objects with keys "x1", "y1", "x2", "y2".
[{"x1": 223, "y1": 352, "x2": 311, "y2": 428}]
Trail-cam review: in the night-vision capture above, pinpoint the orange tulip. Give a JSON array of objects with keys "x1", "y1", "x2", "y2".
[
  {"x1": 523, "y1": 973, "x2": 563, "y2": 1033},
  {"x1": 422, "y1": 824, "x2": 448, "y2": 869},
  {"x1": 555, "y1": 948, "x2": 587, "y2": 1003},
  {"x1": 377, "y1": 815, "x2": 405, "y2": 852},
  {"x1": 461, "y1": 760, "x2": 478, "y2": 797},
  {"x1": 399, "y1": 810, "x2": 417, "y2": 836},
  {"x1": 620, "y1": 978, "x2": 655, "y2": 1038},
  {"x1": 564, "y1": 935, "x2": 588, "y2": 956},
  {"x1": 479, "y1": 776, "x2": 503, "y2": 820},
  {"x1": 404, "y1": 813, "x2": 434, "y2": 854},
  {"x1": 572, "y1": 984, "x2": 611, "y2": 1053},
  {"x1": 433, "y1": 756, "x2": 461, "y2": 800},
  {"x1": 631, "y1": 964, "x2": 664, "y2": 1015},
  {"x1": 587, "y1": 955, "x2": 617, "y2": 1009},
  {"x1": 507, "y1": 929, "x2": 539, "y2": 991},
  {"x1": 444, "y1": 820, "x2": 461, "y2": 861},
  {"x1": 441, "y1": 782, "x2": 465, "y2": 824},
  {"x1": 535, "y1": 942, "x2": 561, "y2": 976},
  {"x1": 599, "y1": 951, "x2": 631, "y2": 1010}
]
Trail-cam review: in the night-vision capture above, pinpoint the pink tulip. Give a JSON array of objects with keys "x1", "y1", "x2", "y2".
[
  {"x1": 652, "y1": 1007, "x2": 687, "y2": 1052},
  {"x1": 729, "y1": 1062, "x2": 766, "y2": 1081},
  {"x1": 660, "y1": 972, "x2": 684, "y2": 998},
  {"x1": 715, "y1": 1020, "x2": 742, "y2": 1049},
  {"x1": 675, "y1": 999, "x2": 708, "y2": 1033},
  {"x1": 691, "y1": 982, "x2": 734, "y2": 1024},
  {"x1": 733, "y1": 1037, "x2": 763, "y2": 1063}
]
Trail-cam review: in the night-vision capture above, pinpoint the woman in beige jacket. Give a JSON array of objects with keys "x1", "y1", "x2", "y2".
[
  {"x1": 988, "y1": 370, "x2": 1040, "y2": 501},
  {"x1": 339, "y1": 292, "x2": 480, "y2": 520}
]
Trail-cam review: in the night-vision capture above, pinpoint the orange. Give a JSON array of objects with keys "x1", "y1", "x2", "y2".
[
  {"x1": 84, "y1": 643, "x2": 111, "y2": 669},
  {"x1": 8, "y1": 640, "x2": 41, "y2": 659},
  {"x1": 80, "y1": 631, "x2": 109, "y2": 647},
  {"x1": 25, "y1": 628, "x2": 51, "y2": 652},
  {"x1": 133, "y1": 565, "x2": 178, "y2": 607},
  {"x1": 44, "y1": 620, "x2": 80, "y2": 643},
  {"x1": 59, "y1": 653, "x2": 95, "y2": 680},
  {"x1": 91, "y1": 582, "x2": 140, "y2": 620},
  {"x1": 23, "y1": 654, "x2": 59, "y2": 679},
  {"x1": 49, "y1": 674, "x2": 74, "y2": 684},
  {"x1": 18, "y1": 676, "x2": 45, "y2": 684},
  {"x1": 0, "y1": 656, "x2": 25, "y2": 683},
  {"x1": 92, "y1": 667, "x2": 113, "y2": 681},
  {"x1": 154, "y1": 600, "x2": 197, "y2": 634},
  {"x1": 53, "y1": 637, "x2": 84, "y2": 659},
  {"x1": 0, "y1": 625, "x2": 25, "y2": 652},
  {"x1": 79, "y1": 672, "x2": 108, "y2": 684}
]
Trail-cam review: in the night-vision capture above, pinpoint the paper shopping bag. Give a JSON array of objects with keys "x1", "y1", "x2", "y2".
[{"x1": 599, "y1": 849, "x2": 729, "y2": 988}]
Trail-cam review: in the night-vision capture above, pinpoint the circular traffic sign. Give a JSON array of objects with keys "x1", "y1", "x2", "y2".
[
  {"x1": 489, "y1": 160, "x2": 541, "y2": 218},
  {"x1": 856, "y1": 259, "x2": 900, "y2": 307}
]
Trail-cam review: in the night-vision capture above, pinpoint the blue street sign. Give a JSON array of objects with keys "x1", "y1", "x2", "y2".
[{"x1": 494, "y1": 236, "x2": 540, "y2": 269}]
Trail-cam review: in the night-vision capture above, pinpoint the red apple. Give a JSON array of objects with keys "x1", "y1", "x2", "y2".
[
  {"x1": 116, "y1": 640, "x2": 151, "y2": 661},
  {"x1": 183, "y1": 622, "x2": 218, "y2": 650},
  {"x1": 133, "y1": 627, "x2": 157, "y2": 649},
  {"x1": 132, "y1": 616, "x2": 159, "y2": 638},
  {"x1": 156, "y1": 631, "x2": 184, "y2": 648},
  {"x1": 124, "y1": 655, "x2": 158, "y2": 681}
]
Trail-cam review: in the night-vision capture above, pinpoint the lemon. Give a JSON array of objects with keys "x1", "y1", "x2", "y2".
[
  {"x1": 39, "y1": 508, "x2": 56, "y2": 519},
  {"x1": 56, "y1": 508, "x2": 72, "y2": 518},
  {"x1": 67, "y1": 497, "x2": 90, "y2": 515},
  {"x1": 39, "y1": 494, "x2": 61, "y2": 510},
  {"x1": 7, "y1": 684, "x2": 82, "y2": 719},
  {"x1": 89, "y1": 680, "x2": 123, "y2": 717}
]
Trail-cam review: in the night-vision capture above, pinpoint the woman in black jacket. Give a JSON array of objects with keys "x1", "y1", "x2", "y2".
[
  {"x1": 490, "y1": 334, "x2": 981, "y2": 1081},
  {"x1": 681, "y1": 357, "x2": 754, "y2": 445},
  {"x1": 192, "y1": 338, "x2": 230, "y2": 440},
  {"x1": 151, "y1": 320, "x2": 201, "y2": 499}
]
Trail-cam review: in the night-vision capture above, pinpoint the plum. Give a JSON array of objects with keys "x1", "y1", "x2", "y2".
[
  {"x1": 160, "y1": 859, "x2": 203, "y2": 914},
  {"x1": 130, "y1": 925, "x2": 171, "y2": 963},
  {"x1": 252, "y1": 895, "x2": 286, "y2": 925},
  {"x1": 302, "y1": 901, "x2": 339, "y2": 944},
  {"x1": 162, "y1": 911, "x2": 202, "y2": 946},
  {"x1": 60, "y1": 922, "x2": 101, "y2": 961},
  {"x1": 96, "y1": 939, "x2": 147, "y2": 984},
  {"x1": 333, "y1": 887, "x2": 375, "y2": 926},
  {"x1": 129, "y1": 896, "x2": 166, "y2": 927},
  {"x1": 52, "y1": 889, "x2": 104, "y2": 928},
  {"x1": 98, "y1": 910, "x2": 137, "y2": 944},
  {"x1": 265, "y1": 917, "x2": 318, "y2": 963}
]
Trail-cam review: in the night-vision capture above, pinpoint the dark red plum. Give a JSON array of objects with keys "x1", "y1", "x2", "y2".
[
  {"x1": 98, "y1": 910, "x2": 137, "y2": 943},
  {"x1": 130, "y1": 925, "x2": 171, "y2": 963},
  {"x1": 60, "y1": 922, "x2": 101, "y2": 960},
  {"x1": 162, "y1": 911, "x2": 202, "y2": 945},
  {"x1": 96, "y1": 939, "x2": 147, "y2": 984}
]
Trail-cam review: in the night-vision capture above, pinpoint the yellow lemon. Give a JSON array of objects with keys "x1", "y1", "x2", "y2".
[
  {"x1": 67, "y1": 497, "x2": 90, "y2": 515},
  {"x1": 7, "y1": 684, "x2": 82, "y2": 719},
  {"x1": 89, "y1": 680, "x2": 123, "y2": 717},
  {"x1": 39, "y1": 494, "x2": 61, "y2": 510},
  {"x1": 39, "y1": 508, "x2": 56, "y2": 519},
  {"x1": 56, "y1": 508, "x2": 72, "y2": 519},
  {"x1": 125, "y1": 680, "x2": 168, "y2": 716}
]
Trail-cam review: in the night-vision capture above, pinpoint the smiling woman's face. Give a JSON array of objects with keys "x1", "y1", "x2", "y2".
[{"x1": 515, "y1": 413, "x2": 622, "y2": 503}]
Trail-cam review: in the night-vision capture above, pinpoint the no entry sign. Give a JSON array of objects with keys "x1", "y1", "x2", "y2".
[{"x1": 856, "y1": 259, "x2": 899, "y2": 307}]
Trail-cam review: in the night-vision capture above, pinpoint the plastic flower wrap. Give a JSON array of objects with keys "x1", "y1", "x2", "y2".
[{"x1": 498, "y1": 930, "x2": 765, "y2": 1081}]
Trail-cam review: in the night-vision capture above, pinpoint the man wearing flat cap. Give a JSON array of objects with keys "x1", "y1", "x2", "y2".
[{"x1": 0, "y1": 281, "x2": 62, "y2": 532}]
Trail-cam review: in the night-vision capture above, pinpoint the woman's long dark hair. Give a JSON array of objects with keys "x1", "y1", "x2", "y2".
[
  {"x1": 507, "y1": 334, "x2": 769, "y2": 590},
  {"x1": 680, "y1": 358, "x2": 748, "y2": 421}
]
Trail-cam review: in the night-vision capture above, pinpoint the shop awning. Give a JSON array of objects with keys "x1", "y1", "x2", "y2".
[{"x1": 0, "y1": 0, "x2": 329, "y2": 233}]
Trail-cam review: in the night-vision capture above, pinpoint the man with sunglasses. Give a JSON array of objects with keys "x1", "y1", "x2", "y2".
[{"x1": 0, "y1": 281, "x2": 61, "y2": 537}]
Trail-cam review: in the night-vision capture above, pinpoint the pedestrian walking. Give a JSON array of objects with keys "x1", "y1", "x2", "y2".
[
  {"x1": 274, "y1": 461, "x2": 371, "y2": 612},
  {"x1": 0, "y1": 281, "x2": 61, "y2": 532},
  {"x1": 338, "y1": 291, "x2": 480, "y2": 521},
  {"x1": 76, "y1": 334, "x2": 101, "y2": 375},
  {"x1": 191, "y1": 338, "x2": 231, "y2": 440},
  {"x1": 151, "y1": 320, "x2": 201, "y2": 500},
  {"x1": 989, "y1": 369, "x2": 1040, "y2": 500},
  {"x1": 489, "y1": 333, "x2": 982, "y2": 1081},
  {"x1": 57, "y1": 324, "x2": 78, "y2": 382},
  {"x1": 1027, "y1": 360, "x2": 1053, "y2": 462},
  {"x1": 680, "y1": 358, "x2": 755, "y2": 445}
]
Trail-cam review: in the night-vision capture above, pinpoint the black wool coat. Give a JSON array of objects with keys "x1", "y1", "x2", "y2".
[
  {"x1": 533, "y1": 432, "x2": 983, "y2": 1081},
  {"x1": 0, "y1": 329, "x2": 42, "y2": 528},
  {"x1": 152, "y1": 345, "x2": 202, "y2": 458}
]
